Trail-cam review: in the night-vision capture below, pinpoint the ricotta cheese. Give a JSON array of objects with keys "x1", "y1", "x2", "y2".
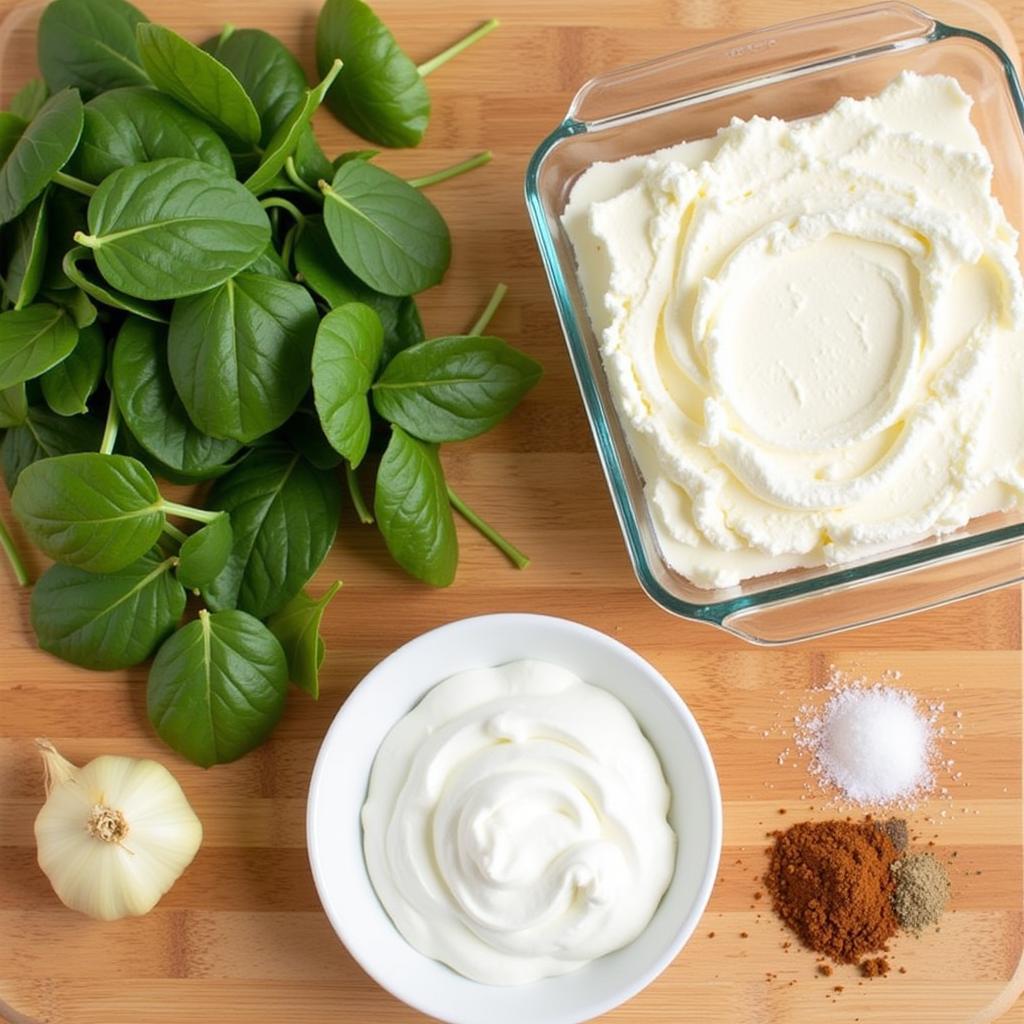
[{"x1": 563, "y1": 72, "x2": 1024, "y2": 588}]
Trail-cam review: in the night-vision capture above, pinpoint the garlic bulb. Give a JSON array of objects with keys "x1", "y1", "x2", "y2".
[{"x1": 34, "y1": 739, "x2": 203, "y2": 920}]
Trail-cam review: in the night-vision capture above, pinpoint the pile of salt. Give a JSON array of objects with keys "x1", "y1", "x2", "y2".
[{"x1": 806, "y1": 685, "x2": 934, "y2": 805}]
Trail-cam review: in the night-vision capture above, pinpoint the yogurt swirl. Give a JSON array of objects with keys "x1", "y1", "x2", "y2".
[
  {"x1": 564, "y1": 72, "x2": 1024, "y2": 587},
  {"x1": 361, "y1": 660, "x2": 676, "y2": 985}
]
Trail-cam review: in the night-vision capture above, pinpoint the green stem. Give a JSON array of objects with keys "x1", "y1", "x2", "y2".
[
  {"x1": 162, "y1": 521, "x2": 189, "y2": 545},
  {"x1": 408, "y1": 150, "x2": 491, "y2": 189},
  {"x1": 447, "y1": 485, "x2": 529, "y2": 569},
  {"x1": 0, "y1": 513, "x2": 29, "y2": 587},
  {"x1": 417, "y1": 18, "x2": 499, "y2": 77},
  {"x1": 281, "y1": 222, "x2": 301, "y2": 272},
  {"x1": 161, "y1": 500, "x2": 219, "y2": 525},
  {"x1": 53, "y1": 171, "x2": 97, "y2": 197},
  {"x1": 469, "y1": 282, "x2": 507, "y2": 336},
  {"x1": 260, "y1": 196, "x2": 306, "y2": 224},
  {"x1": 99, "y1": 394, "x2": 120, "y2": 455},
  {"x1": 285, "y1": 157, "x2": 322, "y2": 200},
  {"x1": 345, "y1": 462, "x2": 373, "y2": 525}
]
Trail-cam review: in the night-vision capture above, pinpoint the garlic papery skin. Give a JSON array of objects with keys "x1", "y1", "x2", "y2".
[{"x1": 34, "y1": 739, "x2": 203, "y2": 921}]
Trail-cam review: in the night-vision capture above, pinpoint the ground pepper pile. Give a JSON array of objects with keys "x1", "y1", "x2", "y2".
[{"x1": 764, "y1": 819, "x2": 900, "y2": 966}]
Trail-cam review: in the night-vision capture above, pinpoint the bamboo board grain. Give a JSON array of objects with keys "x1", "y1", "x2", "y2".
[{"x1": 1, "y1": 0, "x2": 1023, "y2": 1021}]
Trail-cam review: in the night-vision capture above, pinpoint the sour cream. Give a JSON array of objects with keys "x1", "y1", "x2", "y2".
[
  {"x1": 563, "y1": 72, "x2": 1024, "y2": 588},
  {"x1": 361, "y1": 660, "x2": 676, "y2": 985}
]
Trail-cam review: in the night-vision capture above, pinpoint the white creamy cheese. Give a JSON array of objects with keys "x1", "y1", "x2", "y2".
[
  {"x1": 361, "y1": 660, "x2": 676, "y2": 985},
  {"x1": 563, "y1": 72, "x2": 1024, "y2": 588}
]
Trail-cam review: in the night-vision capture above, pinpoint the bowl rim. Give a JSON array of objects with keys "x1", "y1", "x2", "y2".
[
  {"x1": 522, "y1": 0, "x2": 1024, "y2": 640},
  {"x1": 306, "y1": 612, "x2": 723, "y2": 1024}
]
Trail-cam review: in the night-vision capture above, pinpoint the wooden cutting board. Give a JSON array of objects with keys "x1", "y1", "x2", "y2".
[{"x1": 1, "y1": 0, "x2": 1022, "y2": 1021}]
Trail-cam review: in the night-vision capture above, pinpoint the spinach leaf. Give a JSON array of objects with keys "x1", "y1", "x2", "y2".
[
  {"x1": 282, "y1": 401, "x2": 343, "y2": 470},
  {"x1": 11, "y1": 452, "x2": 165, "y2": 573},
  {"x1": 320, "y1": 159, "x2": 450, "y2": 296},
  {"x1": 1, "y1": 407, "x2": 103, "y2": 490},
  {"x1": 244, "y1": 59, "x2": 342, "y2": 196},
  {"x1": 0, "y1": 89, "x2": 83, "y2": 226},
  {"x1": 176, "y1": 513, "x2": 233, "y2": 590},
  {"x1": 315, "y1": 0, "x2": 429, "y2": 148},
  {"x1": 135, "y1": 24, "x2": 261, "y2": 149},
  {"x1": 37, "y1": 0, "x2": 149, "y2": 98},
  {"x1": 147, "y1": 608, "x2": 288, "y2": 767},
  {"x1": 312, "y1": 303, "x2": 383, "y2": 468},
  {"x1": 202, "y1": 28, "x2": 307, "y2": 146},
  {"x1": 266, "y1": 580, "x2": 341, "y2": 698},
  {"x1": 374, "y1": 426, "x2": 457, "y2": 586},
  {"x1": 69, "y1": 87, "x2": 235, "y2": 184},
  {"x1": 294, "y1": 216, "x2": 424, "y2": 360},
  {"x1": 45, "y1": 285, "x2": 97, "y2": 329},
  {"x1": 0, "y1": 112, "x2": 25, "y2": 164},
  {"x1": 40, "y1": 322, "x2": 105, "y2": 416},
  {"x1": 0, "y1": 304, "x2": 79, "y2": 391},
  {"x1": 335, "y1": 149, "x2": 379, "y2": 166},
  {"x1": 116, "y1": 421, "x2": 242, "y2": 486},
  {"x1": 168, "y1": 272, "x2": 318, "y2": 444},
  {"x1": 10, "y1": 80, "x2": 48, "y2": 121},
  {"x1": 246, "y1": 245, "x2": 291, "y2": 281},
  {"x1": 4, "y1": 192, "x2": 49, "y2": 310},
  {"x1": 373, "y1": 335, "x2": 542, "y2": 442},
  {"x1": 31, "y1": 548, "x2": 185, "y2": 669},
  {"x1": 76, "y1": 158, "x2": 271, "y2": 300},
  {"x1": 62, "y1": 246, "x2": 168, "y2": 323},
  {"x1": 202, "y1": 448, "x2": 341, "y2": 618},
  {"x1": 113, "y1": 316, "x2": 242, "y2": 475},
  {"x1": 0, "y1": 386, "x2": 28, "y2": 429},
  {"x1": 291, "y1": 124, "x2": 333, "y2": 186}
]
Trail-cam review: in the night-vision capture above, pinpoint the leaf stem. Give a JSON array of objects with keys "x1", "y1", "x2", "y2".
[
  {"x1": 345, "y1": 462, "x2": 374, "y2": 524},
  {"x1": 417, "y1": 18, "x2": 500, "y2": 77},
  {"x1": 162, "y1": 521, "x2": 189, "y2": 545},
  {"x1": 469, "y1": 282, "x2": 508, "y2": 336},
  {"x1": 0, "y1": 513, "x2": 29, "y2": 587},
  {"x1": 285, "y1": 157, "x2": 321, "y2": 199},
  {"x1": 260, "y1": 196, "x2": 306, "y2": 224},
  {"x1": 407, "y1": 150, "x2": 491, "y2": 189},
  {"x1": 161, "y1": 500, "x2": 220, "y2": 525},
  {"x1": 447, "y1": 485, "x2": 529, "y2": 569},
  {"x1": 53, "y1": 171, "x2": 97, "y2": 197},
  {"x1": 99, "y1": 394, "x2": 120, "y2": 455},
  {"x1": 281, "y1": 222, "x2": 301, "y2": 272}
]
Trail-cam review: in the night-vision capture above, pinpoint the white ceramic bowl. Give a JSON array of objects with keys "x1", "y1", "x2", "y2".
[{"x1": 306, "y1": 613, "x2": 722, "y2": 1024}]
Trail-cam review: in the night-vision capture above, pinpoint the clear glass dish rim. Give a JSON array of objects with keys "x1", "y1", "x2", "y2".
[{"x1": 524, "y1": 1, "x2": 1024, "y2": 628}]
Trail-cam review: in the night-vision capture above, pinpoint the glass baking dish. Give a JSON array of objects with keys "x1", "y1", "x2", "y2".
[{"x1": 525, "y1": 0, "x2": 1024, "y2": 645}]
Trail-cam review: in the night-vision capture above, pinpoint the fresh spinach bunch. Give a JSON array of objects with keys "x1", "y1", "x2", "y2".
[{"x1": 0, "y1": 0, "x2": 535, "y2": 769}]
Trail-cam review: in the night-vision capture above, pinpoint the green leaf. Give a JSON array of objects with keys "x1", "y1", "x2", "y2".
[
  {"x1": 136, "y1": 23, "x2": 261, "y2": 149},
  {"x1": 40, "y1": 322, "x2": 105, "y2": 415},
  {"x1": 0, "y1": 385, "x2": 28, "y2": 429},
  {"x1": 374, "y1": 426, "x2": 457, "y2": 586},
  {"x1": 373, "y1": 335, "x2": 542, "y2": 442},
  {"x1": 40, "y1": 187, "x2": 87, "y2": 292},
  {"x1": 282, "y1": 401, "x2": 343, "y2": 470},
  {"x1": 37, "y1": 0, "x2": 149, "y2": 98},
  {"x1": 44, "y1": 284, "x2": 98, "y2": 329},
  {"x1": 62, "y1": 246, "x2": 168, "y2": 323},
  {"x1": 245, "y1": 59, "x2": 342, "y2": 196},
  {"x1": 266, "y1": 580, "x2": 341, "y2": 699},
  {"x1": 31, "y1": 548, "x2": 185, "y2": 670},
  {"x1": 69, "y1": 87, "x2": 235, "y2": 184},
  {"x1": 335, "y1": 149, "x2": 378, "y2": 166},
  {"x1": 11, "y1": 452, "x2": 165, "y2": 573},
  {"x1": 246, "y1": 245, "x2": 291, "y2": 281},
  {"x1": 202, "y1": 28, "x2": 307, "y2": 147},
  {"x1": 176, "y1": 513, "x2": 233, "y2": 589},
  {"x1": 113, "y1": 316, "x2": 241, "y2": 475},
  {"x1": 0, "y1": 89, "x2": 83, "y2": 226},
  {"x1": 1, "y1": 407, "x2": 103, "y2": 490},
  {"x1": 291, "y1": 124, "x2": 333, "y2": 186},
  {"x1": 117, "y1": 422, "x2": 243, "y2": 486},
  {"x1": 147, "y1": 608, "x2": 288, "y2": 767},
  {"x1": 202, "y1": 448, "x2": 341, "y2": 618},
  {"x1": 4, "y1": 192, "x2": 49, "y2": 310},
  {"x1": 76, "y1": 158, "x2": 271, "y2": 300},
  {"x1": 0, "y1": 304, "x2": 79, "y2": 391},
  {"x1": 168, "y1": 272, "x2": 318, "y2": 443},
  {"x1": 10, "y1": 80, "x2": 48, "y2": 121},
  {"x1": 0, "y1": 112, "x2": 26, "y2": 164},
  {"x1": 320, "y1": 160, "x2": 450, "y2": 296},
  {"x1": 294, "y1": 216, "x2": 424, "y2": 360},
  {"x1": 312, "y1": 303, "x2": 383, "y2": 468},
  {"x1": 316, "y1": 0, "x2": 429, "y2": 148}
]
